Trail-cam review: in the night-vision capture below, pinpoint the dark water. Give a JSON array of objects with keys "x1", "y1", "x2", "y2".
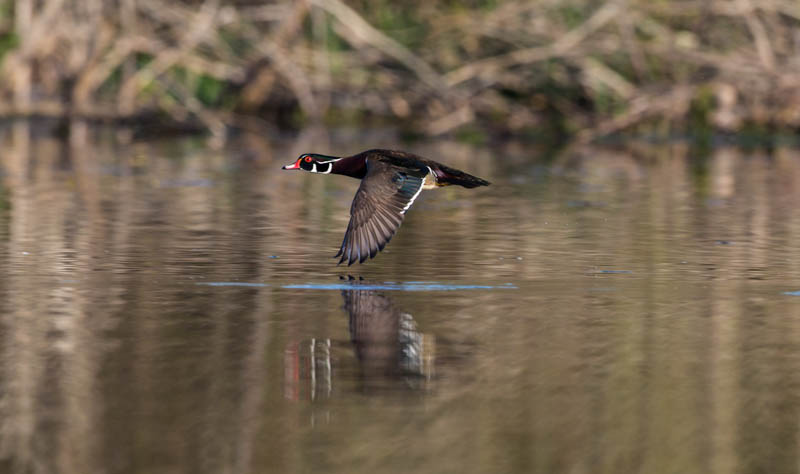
[{"x1": 1, "y1": 123, "x2": 800, "y2": 474}]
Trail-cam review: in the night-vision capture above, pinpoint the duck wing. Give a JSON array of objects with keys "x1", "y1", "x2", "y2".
[{"x1": 335, "y1": 160, "x2": 427, "y2": 265}]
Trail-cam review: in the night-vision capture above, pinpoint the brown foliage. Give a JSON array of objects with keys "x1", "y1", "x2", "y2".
[{"x1": 0, "y1": 0, "x2": 799, "y2": 140}]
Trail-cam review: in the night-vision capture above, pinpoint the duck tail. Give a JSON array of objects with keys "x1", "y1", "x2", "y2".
[{"x1": 434, "y1": 165, "x2": 490, "y2": 188}]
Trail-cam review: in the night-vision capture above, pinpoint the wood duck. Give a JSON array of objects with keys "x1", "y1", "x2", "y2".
[{"x1": 282, "y1": 149, "x2": 490, "y2": 265}]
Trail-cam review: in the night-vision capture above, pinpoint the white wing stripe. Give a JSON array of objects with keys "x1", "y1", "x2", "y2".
[
  {"x1": 400, "y1": 167, "x2": 432, "y2": 214},
  {"x1": 401, "y1": 178, "x2": 424, "y2": 214}
]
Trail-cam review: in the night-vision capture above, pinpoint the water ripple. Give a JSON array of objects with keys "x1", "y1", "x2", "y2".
[{"x1": 281, "y1": 282, "x2": 518, "y2": 291}]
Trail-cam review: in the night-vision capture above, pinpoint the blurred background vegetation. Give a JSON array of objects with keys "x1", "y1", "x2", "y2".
[{"x1": 0, "y1": 0, "x2": 799, "y2": 144}]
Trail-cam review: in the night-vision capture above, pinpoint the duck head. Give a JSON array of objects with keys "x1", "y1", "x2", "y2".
[{"x1": 282, "y1": 153, "x2": 339, "y2": 173}]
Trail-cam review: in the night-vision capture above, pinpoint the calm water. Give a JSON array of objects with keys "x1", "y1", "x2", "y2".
[{"x1": 1, "y1": 123, "x2": 800, "y2": 474}]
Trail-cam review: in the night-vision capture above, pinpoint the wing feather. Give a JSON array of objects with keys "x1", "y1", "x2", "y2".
[
  {"x1": 366, "y1": 226, "x2": 379, "y2": 258},
  {"x1": 356, "y1": 228, "x2": 366, "y2": 264},
  {"x1": 336, "y1": 160, "x2": 426, "y2": 265}
]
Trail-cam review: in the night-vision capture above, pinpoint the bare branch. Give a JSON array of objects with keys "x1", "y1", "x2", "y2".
[
  {"x1": 310, "y1": 0, "x2": 445, "y2": 91},
  {"x1": 445, "y1": 2, "x2": 621, "y2": 87},
  {"x1": 738, "y1": 0, "x2": 776, "y2": 70}
]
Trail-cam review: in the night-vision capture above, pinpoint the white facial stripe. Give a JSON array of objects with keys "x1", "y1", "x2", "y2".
[{"x1": 309, "y1": 162, "x2": 333, "y2": 173}]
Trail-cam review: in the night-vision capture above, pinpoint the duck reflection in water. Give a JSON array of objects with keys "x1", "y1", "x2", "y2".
[
  {"x1": 284, "y1": 277, "x2": 434, "y2": 401},
  {"x1": 343, "y1": 276, "x2": 431, "y2": 381}
]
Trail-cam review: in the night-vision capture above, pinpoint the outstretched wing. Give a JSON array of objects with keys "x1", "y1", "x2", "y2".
[{"x1": 335, "y1": 160, "x2": 426, "y2": 265}]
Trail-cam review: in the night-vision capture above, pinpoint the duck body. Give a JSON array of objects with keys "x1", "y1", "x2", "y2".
[
  {"x1": 282, "y1": 149, "x2": 489, "y2": 265},
  {"x1": 325, "y1": 149, "x2": 489, "y2": 189}
]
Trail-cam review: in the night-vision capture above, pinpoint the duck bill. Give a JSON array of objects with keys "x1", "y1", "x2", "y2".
[{"x1": 281, "y1": 161, "x2": 301, "y2": 170}]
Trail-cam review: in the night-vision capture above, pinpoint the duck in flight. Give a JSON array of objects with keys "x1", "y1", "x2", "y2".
[{"x1": 282, "y1": 149, "x2": 490, "y2": 265}]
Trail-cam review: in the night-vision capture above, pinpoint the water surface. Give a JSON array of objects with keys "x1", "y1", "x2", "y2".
[{"x1": 1, "y1": 124, "x2": 800, "y2": 474}]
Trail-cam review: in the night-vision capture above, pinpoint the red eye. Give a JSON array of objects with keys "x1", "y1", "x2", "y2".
[{"x1": 304, "y1": 156, "x2": 312, "y2": 163}]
